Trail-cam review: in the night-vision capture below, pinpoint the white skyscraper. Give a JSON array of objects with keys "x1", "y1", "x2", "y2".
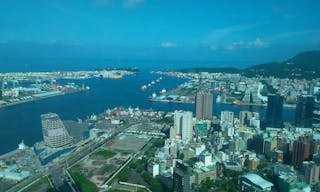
[
  {"x1": 220, "y1": 111, "x2": 234, "y2": 125},
  {"x1": 41, "y1": 113, "x2": 73, "y2": 148},
  {"x1": 171, "y1": 110, "x2": 193, "y2": 140}
]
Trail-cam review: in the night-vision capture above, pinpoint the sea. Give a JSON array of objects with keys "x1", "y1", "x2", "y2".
[{"x1": 0, "y1": 58, "x2": 295, "y2": 155}]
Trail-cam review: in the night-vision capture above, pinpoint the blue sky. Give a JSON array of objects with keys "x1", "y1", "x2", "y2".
[{"x1": 0, "y1": 0, "x2": 320, "y2": 64}]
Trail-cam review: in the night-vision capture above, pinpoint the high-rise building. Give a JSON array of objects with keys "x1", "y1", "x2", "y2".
[
  {"x1": 41, "y1": 113, "x2": 73, "y2": 148},
  {"x1": 292, "y1": 135, "x2": 318, "y2": 166},
  {"x1": 173, "y1": 160, "x2": 195, "y2": 192},
  {"x1": 302, "y1": 161, "x2": 320, "y2": 184},
  {"x1": 220, "y1": 111, "x2": 234, "y2": 125},
  {"x1": 195, "y1": 91, "x2": 213, "y2": 120},
  {"x1": 171, "y1": 110, "x2": 193, "y2": 140},
  {"x1": 247, "y1": 134, "x2": 264, "y2": 154},
  {"x1": 266, "y1": 94, "x2": 284, "y2": 128},
  {"x1": 239, "y1": 111, "x2": 260, "y2": 125},
  {"x1": 313, "y1": 99, "x2": 320, "y2": 123},
  {"x1": 295, "y1": 95, "x2": 315, "y2": 128}
]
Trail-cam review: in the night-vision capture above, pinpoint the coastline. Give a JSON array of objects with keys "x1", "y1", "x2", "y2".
[
  {"x1": 0, "y1": 89, "x2": 86, "y2": 109},
  {"x1": 149, "y1": 99, "x2": 296, "y2": 108}
]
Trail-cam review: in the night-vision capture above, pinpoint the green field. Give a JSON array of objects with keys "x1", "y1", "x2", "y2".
[
  {"x1": 94, "y1": 150, "x2": 116, "y2": 159},
  {"x1": 70, "y1": 170, "x2": 98, "y2": 192},
  {"x1": 103, "y1": 164, "x2": 112, "y2": 173}
]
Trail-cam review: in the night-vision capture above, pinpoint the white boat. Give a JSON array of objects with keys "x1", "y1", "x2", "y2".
[
  {"x1": 141, "y1": 85, "x2": 147, "y2": 91},
  {"x1": 152, "y1": 92, "x2": 157, "y2": 98}
]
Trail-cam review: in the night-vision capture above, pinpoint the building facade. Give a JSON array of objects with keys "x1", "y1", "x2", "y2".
[
  {"x1": 171, "y1": 110, "x2": 193, "y2": 140},
  {"x1": 266, "y1": 94, "x2": 284, "y2": 128},
  {"x1": 41, "y1": 113, "x2": 73, "y2": 148},
  {"x1": 195, "y1": 91, "x2": 213, "y2": 120},
  {"x1": 292, "y1": 135, "x2": 318, "y2": 166},
  {"x1": 295, "y1": 95, "x2": 315, "y2": 128},
  {"x1": 173, "y1": 161, "x2": 195, "y2": 192}
]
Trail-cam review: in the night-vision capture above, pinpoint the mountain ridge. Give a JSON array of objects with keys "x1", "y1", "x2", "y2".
[{"x1": 178, "y1": 50, "x2": 320, "y2": 79}]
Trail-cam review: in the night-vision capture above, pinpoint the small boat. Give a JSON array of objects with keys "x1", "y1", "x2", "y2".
[
  {"x1": 141, "y1": 85, "x2": 147, "y2": 91},
  {"x1": 232, "y1": 101, "x2": 247, "y2": 106},
  {"x1": 151, "y1": 92, "x2": 157, "y2": 99}
]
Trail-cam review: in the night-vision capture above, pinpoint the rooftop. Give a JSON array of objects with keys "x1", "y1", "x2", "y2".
[{"x1": 242, "y1": 173, "x2": 274, "y2": 189}]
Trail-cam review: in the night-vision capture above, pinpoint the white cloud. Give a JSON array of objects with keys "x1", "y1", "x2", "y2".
[
  {"x1": 123, "y1": 0, "x2": 144, "y2": 8},
  {"x1": 248, "y1": 38, "x2": 267, "y2": 48},
  {"x1": 212, "y1": 38, "x2": 268, "y2": 51},
  {"x1": 160, "y1": 42, "x2": 177, "y2": 48}
]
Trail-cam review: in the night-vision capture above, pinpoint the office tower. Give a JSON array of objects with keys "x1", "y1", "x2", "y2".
[
  {"x1": 266, "y1": 94, "x2": 284, "y2": 128},
  {"x1": 195, "y1": 91, "x2": 213, "y2": 120},
  {"x1": 295, "y1": 95, "x2": 315, "y2": 128},
  {"x1": 239, "y1": 111, "x2": 260, "y2": 125},
  {"x1": 247, "y1": 134, "x2": 264, "y2": 154},
  {"x1": 292, "y1": 135, "x2": 318, "y2": 166},
  {"x1": 41, "y1": 113, "x2": 73, "y2": 148},
  {"x1": 302, "y1": 161, "x2": 320, "y2": 184},
  {"x1": 171, "y1": 110, "x2": 193, "y2": 140},
  {"x1": 173, "y1": 160, "x2": 195, "y2": 192},
  {"x1": 220, "y1": 110, "x2": 234, "y2": 125}
]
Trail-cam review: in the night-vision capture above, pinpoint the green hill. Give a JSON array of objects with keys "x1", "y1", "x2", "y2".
[
  {"x1": 178, "y1": 50, "x2": 320, "y2": 79},
  {"x1": 243, "y1": 50, "x2": 320, "y2": 79}
]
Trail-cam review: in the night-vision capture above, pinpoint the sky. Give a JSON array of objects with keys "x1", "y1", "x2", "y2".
[{"x1": 0, "y1": 0, "x2": 320, "y2": 65}]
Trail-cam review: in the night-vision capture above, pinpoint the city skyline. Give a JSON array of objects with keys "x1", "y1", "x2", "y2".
[{"x1": 1, "y1": 1, "x2": 320, "y2": 191}]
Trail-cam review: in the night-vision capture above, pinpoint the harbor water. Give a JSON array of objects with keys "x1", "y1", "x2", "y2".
[{"x1": 0, "y1": 59, "x2": 295, "y2": 155}]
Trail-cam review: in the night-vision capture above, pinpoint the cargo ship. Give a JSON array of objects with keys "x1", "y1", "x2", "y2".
[{"x1": 232, "y1": 101, "x2": 247, "y2": 106}]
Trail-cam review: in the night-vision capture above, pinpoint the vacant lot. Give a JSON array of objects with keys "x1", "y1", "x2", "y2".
[{"x1": 109, "y1": 134, "x2": 150, "y2": 152}]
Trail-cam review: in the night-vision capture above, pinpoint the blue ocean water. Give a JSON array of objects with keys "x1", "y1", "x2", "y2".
[{"x1": 0, "y1": 58, "x2": 294, "y2": 155}]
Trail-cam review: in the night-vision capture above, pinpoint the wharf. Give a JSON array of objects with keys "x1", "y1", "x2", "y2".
[{"x1": 0, "y1": 89, "x2": 86, "y2": 109}]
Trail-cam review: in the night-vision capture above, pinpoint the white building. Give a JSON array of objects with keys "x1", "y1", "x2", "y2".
[
  {"x1": 200, "y1": 151, "x2": 213, "y2": 167},
  {"x1": 220, "y1": 111, "x2": 234, "y2": 125},
  {"x1": 41, "y1": 113, "x2": 73, "y2": 148},
  {"x1": 171, "y1": 110, "x2": 193, "y2": 141}
]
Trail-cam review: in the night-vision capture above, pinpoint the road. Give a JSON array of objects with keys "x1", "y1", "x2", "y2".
[{"x1": 7, "y1": 126, "x2": 128, "y2": 192}]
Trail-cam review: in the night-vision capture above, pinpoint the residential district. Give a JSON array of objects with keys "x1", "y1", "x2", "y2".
[{"x1": 0, "y1": 70, "x2": 320, "y2": 192}]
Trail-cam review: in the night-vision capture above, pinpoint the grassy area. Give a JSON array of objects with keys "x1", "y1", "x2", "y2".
[
  {"x1": 23, "y1": 176, "x2": 54, "y2": 192},
  {"x1": 103, "y1": 164, "x2": 112, "y2": 173},
  {"x1": 109, "y1": 138, "x2": 165, "y2": 191},
  {"x1": 115, "y1": 149, "x2": 134, "y2": 155},
  {"x1": 107, "y1": 158, "x2": 133, "y2": 185},
  {"x1": 93, "y1": 150, "x2": 116, "y2": 159},
  {"x1": 69, "y1": 169, "x2": 98, "y2": 192}
]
